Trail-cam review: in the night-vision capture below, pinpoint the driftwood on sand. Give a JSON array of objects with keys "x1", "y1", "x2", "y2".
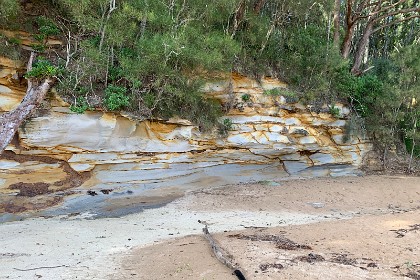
[{"x1": 200, "y1": 220, "x2": 247, "y2": 280}]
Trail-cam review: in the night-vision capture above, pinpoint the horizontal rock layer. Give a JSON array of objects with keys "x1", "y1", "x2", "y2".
[{"x1": 0, "y1": 56, "x2": 371, "y2": 203}]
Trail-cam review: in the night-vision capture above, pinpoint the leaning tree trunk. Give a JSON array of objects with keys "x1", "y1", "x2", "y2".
[
  {"x1": 0, "y1": 52, "x2": 55, "y2": 153},
  {"x1": 351, "y1": 22, "x2": 374, "y2": 74}
]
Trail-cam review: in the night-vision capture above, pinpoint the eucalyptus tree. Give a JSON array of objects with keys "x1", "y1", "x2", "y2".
[{"x1": 338, "y1": 0, "x2": 420, "y2": 74}]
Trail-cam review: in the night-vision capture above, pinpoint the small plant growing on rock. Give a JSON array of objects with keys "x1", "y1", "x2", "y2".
[
  {"x1": 30, "y1": 43, "x2": 46, "y2": 52},
  {"x1": 241, "y1": 93, "x2": 251, "y2": 102},
  {"x1": 70, "y1": 96, "x2": 91, "y2": 114},
  {"x1": 29, "y1": 16, "x2": 61, "y2": 53},
  {"x1": 282, "y1": 90, "x2": 299, "y2": 103},
  {"x1": 218, "y1": 118, "x2": 233, "y2": 137},
  {"x1": 264, "y1": 88, "x2": 281, "y2": 95},
  {"x1": 329, "y1": 105, "x2": 341, "y2": 118},
  {"x1": 0, "y1": 34, "x2": 21, "y2": 59},
  {"x1": 8, "y1": 37, "x2": 21, "y2": 45}
]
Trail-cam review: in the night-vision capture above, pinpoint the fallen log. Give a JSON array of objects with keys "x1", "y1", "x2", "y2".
[
  {"x1": 0, "y1": 52, "x2": 55, "y2": 153},
  {"x1": 200, "y1": 220, "x2": 247, "y2": 280}
]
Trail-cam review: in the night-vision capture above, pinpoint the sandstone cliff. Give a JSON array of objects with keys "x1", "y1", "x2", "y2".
[{"x1": 0, "y1": 54, "x2": 371, "y2": 213}]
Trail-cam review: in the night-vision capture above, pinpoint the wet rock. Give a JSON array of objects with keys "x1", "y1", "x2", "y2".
[
  {"x1": 87, "y1": 190, "x2": 98, "y2": 196},
  {"x1": 9, "y1": 182, "x2": 49, "y2": 197},
  {"x1": 308, "y1": 202, "x2": 325, "y2": 209}
]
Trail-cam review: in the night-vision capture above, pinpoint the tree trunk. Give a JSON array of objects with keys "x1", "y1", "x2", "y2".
[
  {"x1": 341, "y1": 0, "x2": 354, "y2": 58},
  {"x1": 253, "y1": 0, "x2": 265, "y2": 14},
  {"x1": 408, "y1": 118, "x2": 417, "y2": 171},
  {"x1": 341, "y1": 26, "x2": 354, "y2": 58},
  {"x1": 351, "y1": 22, "x2": 374, "y2": 74},
  {"x1": 231, "y1": 0, "x2": 246, "y2": 39},
  {"x1": 333, "y1": 0, "x2": 341, "y2": 48},
  {"x1": 0, "y1": 53, "x2": 55, "y2": 153}
]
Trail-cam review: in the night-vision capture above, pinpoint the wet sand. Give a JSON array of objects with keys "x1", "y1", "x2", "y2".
[{"x1": 0, "y1": 175, "x2": 419, "y2": 280}]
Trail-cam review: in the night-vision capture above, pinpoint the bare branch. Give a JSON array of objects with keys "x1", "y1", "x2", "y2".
[
  {"x1": 200, "y1": 221, "x2": 247, "y2": 280},
  {"x1": 373, "y1": 6, "x2": 420, "y2": 22},
  {"x1": 355, "y1": 0, "x2": 372, "y2": 14},
  {"x1": 352, "y1": 1, "x2": 418, "y2": 24},
  {"x1": 25, "y1": 51, "x2": 36, "y2": 93},
  {"x1": 374, "y1": 14, "x2": 420, "y2": 32},
  {"x1": 379, "y1": 0, "x2": 407, "y2": 12},
  {"x1": 231, "y1": 0, "x2": 246, "y2": 39},
  {"x1": 99, "y1": 0, "x2": 117, "y2": 51}
]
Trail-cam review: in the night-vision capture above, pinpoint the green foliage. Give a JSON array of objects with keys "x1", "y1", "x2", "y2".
[
  {"x1": 264, "y1": 88, "x2": 299, "y2": 103},
  {"x1": 0, "y1": 34, "x2": 21, "y2": 59},
  {"x1": 343, "y1": 115, "x2": 366, "y2": 143},
  {"x1": 146, "y1": 77, "x2": 223, "y2": 131},
  {"x1": 278, "y1": 25, "x2": 350, "y2": 106},
  {"x1": 8, "y1": 37, "x2": 21, "y2": 45},
  {"x1": 405, "y1": 138, "x2": 420, "y2": 158},
  {"x1": 0, "y1": 0, "x2": 19, "y2": 22},
  {"x1": 104, "y1": 85, "x2": 130, "y2": 111},
  {"x1": 282, "y1": 90, "x2": 299, "y2": 103},
  {"x1": 241, "y1": 94, "x2": 251, "y2": 102},
  {"x1": 342, "y1": 43, "x2": 420, "y2": 156},
  {"x1": 33, "y1": 34, "x2": 46, "y2": 42},
  {"x1": 329, "y1": 105, "x2": 340, "y2": 118},
  {"x1": 30, "y1": 44, "x2": 46, "y2": 52},
  {"x1": 218, "y1": 118, "x2": 233, "y2": 136},
  {"x1": 70, "y1": 96, "x2": 90, "y2": 114},
  {"x1": 6, "y1": 0, "x2": 418, "y2": 158},
  {"x1": 36, "y1": 16, "x2": 60, "y2": 37},
  {"x1": 264, "y1": 88, "x2": 281, "y2": 96},
  {"x1": 54, "y1": 0, "x2": 239, "y2": 128},
  {"x1": 30, "y1": 16, "x2": 61, "y2": 52},
  {"x1": 25, "y1": 57, "x2": 60, "y2": 79}
]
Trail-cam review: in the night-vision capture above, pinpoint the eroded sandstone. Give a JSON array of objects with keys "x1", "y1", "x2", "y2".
[{"x1": 0, "y1": 55, "x2": 371, "y2": 213}]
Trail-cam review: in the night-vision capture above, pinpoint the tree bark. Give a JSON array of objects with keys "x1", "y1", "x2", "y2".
[
  {"x1": 333, "y1": 0, "x2": 341, "y2": 48},
  {"x1": 253, "y1": 0, "x2": 265, "y2": 14},
  {"x1": 231, "y1": 0, "x2": 247, "y2": 39},
  {"x1": 341, "y1": 26, "x2": 354, "y2": 58},
  {"x1": 342, "y1": 0, "x2": 419, "y2": 70},
  {"x1": 351, "y1": 22, "x2": 374, "y2": 74},
  {"x1": 341, "y1": 0, "x2": 354, "y2": 58},
  {"x1": 0, "y1": 52, "x2": 55, "y2": 153},
  {"x1": 201, "y1": 222, "x2": 247, "y2": 280}
]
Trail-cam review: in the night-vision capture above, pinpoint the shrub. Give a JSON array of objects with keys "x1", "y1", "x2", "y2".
[
  {"x1": 69, "y1": 96, "x2": 90, "y2": 114},
  {"x1": 0, "y1": 34, "x2": 21, "y2": 59},
  {"x1": 104, "y1": 85, "x2": 130, "y2": 111},
  {"x1": 329, "y1": 105, "x2": 340, "y2": 118},
  {"x1": 264, "y1": 88, "x2": 281, "y2": 95},
  {"x1": 36, "y1": 16, "x2": 60, "y2": 38},
  {"x1": 218, "y1": 118, "x2": 233, "y2": 136},
  {"x1": 241, "y1": 94, "x2": 251, "y2": 102},
  {"x1": 30, "y1": 43, "x2": 46, "y2": 52},
  {"x1": 25, "y1": 57, "x2": 60, "y2": 78},
  {"x1": 282, "y1": 90, "x2": 299, "y2": 103},
  {"x1": 0, "y1": 0, "x2": 19, "y2": 22}
]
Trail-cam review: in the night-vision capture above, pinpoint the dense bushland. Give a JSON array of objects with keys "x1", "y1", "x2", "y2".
[{"x1": 0, "y1": 0, "x2": 419, "y2": 168}]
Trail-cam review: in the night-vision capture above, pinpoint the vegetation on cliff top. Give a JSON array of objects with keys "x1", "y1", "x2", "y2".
[{"x1": 1, "y1": 0, "x2": 420, "y2": 167}]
